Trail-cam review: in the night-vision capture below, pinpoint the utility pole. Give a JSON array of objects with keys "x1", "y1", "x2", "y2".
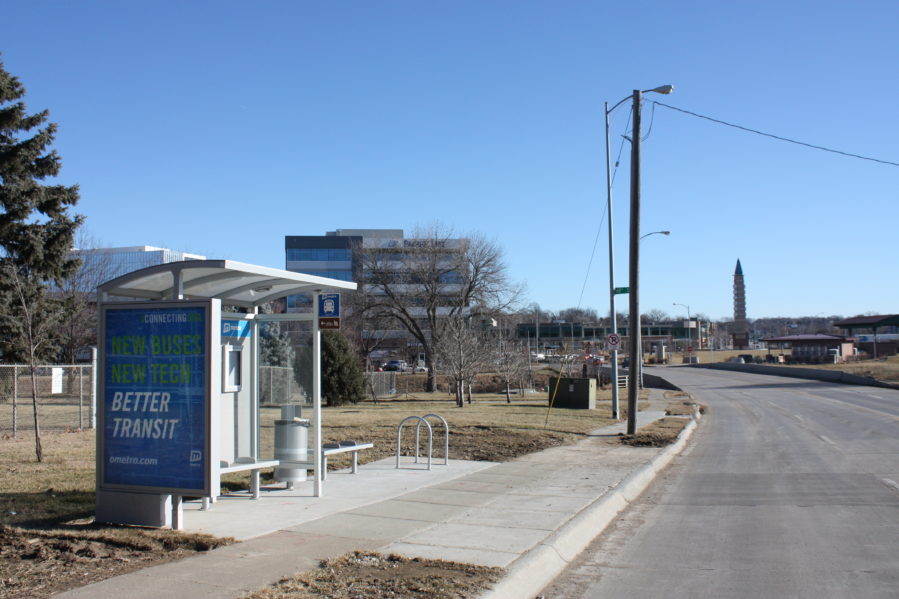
[{"x1": 627, "y1": 89, "x2": 642, "y2": 436}]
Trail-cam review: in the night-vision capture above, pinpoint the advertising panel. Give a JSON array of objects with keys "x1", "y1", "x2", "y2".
[{"x1": 100, "y1": 302, "x2": 210, "y2": 495}]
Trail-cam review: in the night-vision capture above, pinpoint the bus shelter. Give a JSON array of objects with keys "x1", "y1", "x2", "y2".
[{"x1": 95, "y1": 260, "x2": 355, "y2": 528}]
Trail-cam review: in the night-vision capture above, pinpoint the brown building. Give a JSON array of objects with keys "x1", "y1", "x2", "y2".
[{"x1": 762, "y1": 334, "x2": 854, "y2": 363}]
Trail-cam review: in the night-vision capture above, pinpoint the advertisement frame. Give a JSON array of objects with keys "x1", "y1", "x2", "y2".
[{"x1": 97, "y1": 300, "x2": 213, "y2": 496}]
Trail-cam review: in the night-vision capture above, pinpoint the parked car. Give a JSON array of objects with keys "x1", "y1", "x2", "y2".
[{"x1": 384, "y1": 360, "x2": 408, "y2": 372}]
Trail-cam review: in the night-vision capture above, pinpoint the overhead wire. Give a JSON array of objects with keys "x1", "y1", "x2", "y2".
[{"x1": 651, "y1": 100, "x2": 899, "y2": 168}]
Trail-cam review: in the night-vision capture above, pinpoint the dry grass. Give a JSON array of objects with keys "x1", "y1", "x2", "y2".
[
  {"x1": 0, "y1": 388, "x2": 643, "y2": 598},
  {"x1": 796, "y1": 355, "x2": 899, "y2": 383},
  {"x1": 256, "y1": 391, "x2": 625, "y2": 475},
  {"x1": 244, "y1": 551, "x2": 503, "y2": 599}
]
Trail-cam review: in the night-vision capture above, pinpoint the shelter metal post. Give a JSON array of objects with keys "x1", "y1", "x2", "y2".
[{"x1": 313, "y1": 291, "x2": 323, "y2": 497}]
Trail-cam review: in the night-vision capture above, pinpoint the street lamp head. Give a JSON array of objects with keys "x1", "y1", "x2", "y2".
[
  {"x1": 660, "y1": 230, "x2": 671, "y2": 236},
  {"x1": 646, "y1": 84, "x2": 674, "y2": 95}
]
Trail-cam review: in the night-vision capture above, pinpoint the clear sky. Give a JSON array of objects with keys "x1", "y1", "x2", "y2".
[{"x1": 3, "y1": 0, "x2": 897, "y2": 321}]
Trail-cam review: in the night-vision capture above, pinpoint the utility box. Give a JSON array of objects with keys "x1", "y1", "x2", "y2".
[{"x1": 548, "y1": 377, "x2": 596, "y2": 409}]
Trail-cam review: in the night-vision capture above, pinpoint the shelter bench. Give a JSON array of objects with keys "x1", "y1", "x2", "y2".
[
  {"x1": 321, "y1": 441, "x2": 374, "y2": 480},
  {"x1": 201, "y1": 459, "x2": 280, "y2": 509}
]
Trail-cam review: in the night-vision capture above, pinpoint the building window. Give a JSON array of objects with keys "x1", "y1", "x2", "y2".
[{"x1": 286, "y1": 248, "x2": 352, "y2": 262}]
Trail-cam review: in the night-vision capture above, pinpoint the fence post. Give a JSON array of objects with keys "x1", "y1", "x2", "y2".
[
  {"x1": 91, "y1": 347, "x2": 98, "y2": 429},
  {"x1": 79, "y1": 365, "x2": 84, "y2": 430}
]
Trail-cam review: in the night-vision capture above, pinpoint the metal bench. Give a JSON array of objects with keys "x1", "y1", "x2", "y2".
[
  {"x1": 202, "y1": 458, "x2": 280, "y2": 509},
  {"x1": 321, "y1": 441, "x2": 374, "y2": 480}
]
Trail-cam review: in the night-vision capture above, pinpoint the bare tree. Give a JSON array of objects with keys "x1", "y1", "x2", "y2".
[
  {"x1": 1, "y1": 264, "x2": 64, "y2": 460},
  {"x1": 56, "y1": 232, "x2": 116, "y2": 363},
  {"x1": 343, "y1": 288, "x2": 394, "y2": 371},
  {"x1": 436, "y1": 315, "x2": 494, "y2": 407},
  {"x1": 495, "y1": 333, "x2": 529, "y2": 403},
  {"x1": 362, "y1": 224, "x2": 520, "y2": 392},
  {"x1": 643, "y1": 308, "x2": 670, "y2": 324},
  {"x1": 558, "y1": 307, "x2": 599, "y2": 323}
]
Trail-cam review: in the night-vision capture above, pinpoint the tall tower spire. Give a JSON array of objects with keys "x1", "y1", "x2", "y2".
[{"x1": 732, "y1": 259, "x2": 748, "y2": 349}]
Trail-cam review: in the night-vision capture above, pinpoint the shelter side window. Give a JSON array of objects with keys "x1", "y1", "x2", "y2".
[{"x1": 223, "y1": 345, "x2": 242, "y2": 392}]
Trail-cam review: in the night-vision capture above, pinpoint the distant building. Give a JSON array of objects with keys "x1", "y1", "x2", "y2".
[
  {"x1": 70, "y1": 245, "x2": 206, "y2": 287},
  {"x1": 516, "y1": 320, "x2": 711, "y2": 360},
  {"x1": 833, "y1": 314, "x2": 899, "y2": 358},
  {"x1": 732, "y1": 259, "x2": 749, "y2": 349},
  {"x1": 284, "y1": 229, "x2": 469, "y2": 355},
  {"x1": 762, "y1": 334, "x2": 855, "y2": 363}
]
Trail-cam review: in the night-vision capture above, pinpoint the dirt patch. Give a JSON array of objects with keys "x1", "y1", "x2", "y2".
[
  {"x1": 244, "y1": 551, "x2": 503, "y2": 599},
  {"x1": 664, "y1": 396, "x2": 705, "y2": 416},
  {"x1": 0, "y1": 524, "x2": 232, "y2": 599},
  {"x1": 620, "y1": 416, "x2": 691, "y2": 447}
]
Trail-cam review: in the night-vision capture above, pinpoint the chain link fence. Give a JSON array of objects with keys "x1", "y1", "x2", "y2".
[
  {"x1": 365, "y1": 371, "x2": 398, "y2": 398},
  {"x1": 259, "y1": 365, "x2": 306, "y2": 406},
  {"x1": 0, "y1": 364, "x2": 96, "y2": 435}
]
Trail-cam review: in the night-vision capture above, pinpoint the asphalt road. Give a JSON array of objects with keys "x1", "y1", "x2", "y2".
[{"x1": 542, "y1": 366, "x2": 899, "y2": 598}]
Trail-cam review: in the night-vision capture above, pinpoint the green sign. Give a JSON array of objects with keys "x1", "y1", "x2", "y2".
[{"x1": 614, "y1": 287, "x2": 629, "y2": 294}]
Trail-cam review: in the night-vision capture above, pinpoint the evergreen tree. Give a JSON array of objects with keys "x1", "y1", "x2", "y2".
[
  {"x1": 321, "y1": 331, "x2": 366, "y2": 406},
  {"x1": 294, "y1": 331, "x2": 366, "y2": 406},
  {"x1": 0, "y1": 58, "x2": 83, "y2": 460}
]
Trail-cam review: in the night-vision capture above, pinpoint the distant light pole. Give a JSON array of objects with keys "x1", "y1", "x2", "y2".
[
  {"x1": 612, "y1": 84, "x2": 673, "y2": 436},
  {"x1": 638, "y1": 230, "x2": 670, "y2": 385},
  {"x1": 673, "y1": 302, "x2": 691, "y2": 355}
]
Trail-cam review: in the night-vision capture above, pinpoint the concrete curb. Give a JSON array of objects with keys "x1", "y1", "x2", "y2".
[
  {"x1": 479, "y1": 410, "x2": 701, "y2": 599},
  {"x1": 692, "y1": 361, "x2": 899, "y2": 390}
]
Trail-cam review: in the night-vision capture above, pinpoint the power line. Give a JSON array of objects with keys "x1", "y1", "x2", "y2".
[{"x1": 651, "y1": 100, "x2": 899, "y2": 168}]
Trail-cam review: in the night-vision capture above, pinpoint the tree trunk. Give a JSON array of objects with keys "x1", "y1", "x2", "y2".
[
  {"x1": 455, "y1": 379, "x2": 463, "y2": 407},
  {"x1": 29, "y1": 365, "x2": 43, "y2": 462},
  {"x1": 505, "y1": 381, "x2": 511, "y2": 403},
  {"x1": 427, "y1": 355, "x2": 438, "y2": 392}
]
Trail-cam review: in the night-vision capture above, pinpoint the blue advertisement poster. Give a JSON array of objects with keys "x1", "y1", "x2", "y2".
[{"x1": 101, "y1": 304, "x2": 209, "y2": 493}]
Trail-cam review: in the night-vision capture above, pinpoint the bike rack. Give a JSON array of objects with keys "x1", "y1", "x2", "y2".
[
  {"x1": 416, "y1": 413, "x2": 449, "y2": 466},
  {"x1": 396, "y1": 416, "x2": 432, "y2": 470}
]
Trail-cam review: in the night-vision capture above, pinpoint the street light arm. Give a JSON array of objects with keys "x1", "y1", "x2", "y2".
[
  {"x1": 608, "y1": 85, "x2": 673, "y2": 115},
  {"x1": 606, "y1": 94, "x2": 632, "y2": 115}
]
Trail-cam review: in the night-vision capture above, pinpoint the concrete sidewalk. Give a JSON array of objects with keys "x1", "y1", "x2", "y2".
[{"x1": 55, "y1": 399, "x2": 698, "y2": 599}]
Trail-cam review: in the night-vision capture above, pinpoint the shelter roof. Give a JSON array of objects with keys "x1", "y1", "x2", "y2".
[
  {"x1": 762, "y1": 334, "x2": 849, "y2": 343},
  {"x1": 98, "y1": 260, "x2": 356, "y2": 308},
  {"x1": 833, "y1": 314, "x2": 899, "y2": 329}
]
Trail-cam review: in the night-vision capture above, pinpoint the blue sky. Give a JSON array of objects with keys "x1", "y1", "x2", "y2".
[{"x1": 3, "y1": 0, "x2": 897, "y2": 321}]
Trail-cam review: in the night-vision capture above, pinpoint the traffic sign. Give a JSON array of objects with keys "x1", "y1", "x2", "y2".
[
  {"x1": 607, "y1": 333, "x2": 621, "y2": 350},
  {"x1": 613, "y1": 287, "x2": 629, "y2": 295}
]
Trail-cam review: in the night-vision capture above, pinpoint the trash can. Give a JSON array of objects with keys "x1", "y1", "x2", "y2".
[{"x1": 274, "y1": 418, "x2": 309, "y2": 488}]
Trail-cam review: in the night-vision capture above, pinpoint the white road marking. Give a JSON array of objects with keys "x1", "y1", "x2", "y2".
[
  {"x1": 817, "y1": 434, "x2": 836, "y2": 447},
  {"x1": 795, "y1": 390, "x2": 899, "y2": 421}
]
